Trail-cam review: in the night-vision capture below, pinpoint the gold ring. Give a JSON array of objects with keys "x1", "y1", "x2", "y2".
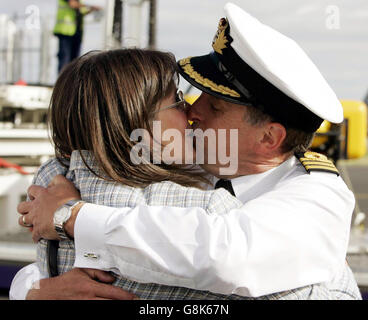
[{"x1": 22, "y1": 215, "x2": 33, "y2": 228}]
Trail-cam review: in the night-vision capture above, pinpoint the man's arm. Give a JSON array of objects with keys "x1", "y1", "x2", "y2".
[
  {"x1": 19, "y1": 174, "x2": 354, "y2": 297},
  {"x1": 72, "y1": 196, "x2": 351, "y2": 297},
  {"x1": 68, "y1": 0, "x2": 101, "y2": 14}
]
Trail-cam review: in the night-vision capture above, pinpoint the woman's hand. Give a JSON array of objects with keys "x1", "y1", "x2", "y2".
[{"x1": 17, "y1": 175, "x2": 81, "y2": 242}]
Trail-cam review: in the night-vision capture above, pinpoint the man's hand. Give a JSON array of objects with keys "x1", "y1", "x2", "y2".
[
  {"x1": 26, "y1": 268, "x2": 137, "y2": 300},
  {"x1": 89, "y1": 5, "x2": 102, "y2": 12},
  {"x1": 17, "y1": 175, "x2": 81, "y2": 242},
  {"x1": 68, "y1": 0, "x2": 101, "y2": 13}
]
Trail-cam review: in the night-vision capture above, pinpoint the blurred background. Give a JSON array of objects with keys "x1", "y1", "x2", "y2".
[{"x1": 0, "y1": 0, "x2": 367, "y2": 299}]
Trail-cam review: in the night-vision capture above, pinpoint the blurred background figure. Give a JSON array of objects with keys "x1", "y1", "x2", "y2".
[{"x1": 54, "y1": 0, "x2": 101, "y2": 73}]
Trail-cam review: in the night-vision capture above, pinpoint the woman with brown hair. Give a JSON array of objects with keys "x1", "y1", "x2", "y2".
[
  {"x1": 50, "y1": 48, "x2": 205, "y2": 188},
  {"x1": 12, "y1": 48, "x2": 246, "y2": 299},
  {"x1": 11, "y1": 48, "x2": 359, "y2": 300}
]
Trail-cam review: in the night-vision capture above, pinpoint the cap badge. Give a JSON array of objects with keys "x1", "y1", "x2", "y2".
[{"x1": 212, "y1": 18, "x2": 229, "y2": 55}]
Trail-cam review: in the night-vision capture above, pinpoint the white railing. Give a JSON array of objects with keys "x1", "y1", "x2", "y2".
[{"x1": 0, "y1": 13, "x2": 55, "y2": 85}]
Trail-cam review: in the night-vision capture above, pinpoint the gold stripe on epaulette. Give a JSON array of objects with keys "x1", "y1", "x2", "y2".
[
  {"x1": 303, "y1": 165, "x2": 339, "y2": 173},
  {"x1": 295, "y1": 151, "x2": 339, "y2": 176},
  {"x1": 178, "y1": 57, "x2": 241, "y2": 98},
  {"x1": 299, "y1": 160, "x2": 336, "y2": 168}
]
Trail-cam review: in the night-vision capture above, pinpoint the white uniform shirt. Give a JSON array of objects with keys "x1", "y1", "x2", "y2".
[
  {"x1": 10, "y1": 156, "x2": 355, "y2": 298},
  {"x1": 72, "y1": 156, "x2": 354, "y2": 296}
]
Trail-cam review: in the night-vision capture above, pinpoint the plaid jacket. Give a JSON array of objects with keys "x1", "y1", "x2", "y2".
[{"x1": 35, "y1": 150, "x2": 361, "y2": 300}]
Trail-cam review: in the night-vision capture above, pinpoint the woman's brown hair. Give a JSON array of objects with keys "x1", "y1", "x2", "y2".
[{"x1": 49, "y1": 49, "x2": 208, "y2": 188}]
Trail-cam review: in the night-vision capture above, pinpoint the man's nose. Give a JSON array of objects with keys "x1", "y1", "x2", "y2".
[
  {"x1": 187, "y1": 94, "x2": 205, "y2": 122},
  {"x1": 187, "y1": 104, "x2": 196, "y2": 121}
]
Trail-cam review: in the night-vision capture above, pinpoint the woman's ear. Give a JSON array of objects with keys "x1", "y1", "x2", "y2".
[{"x1": 259, "y1": 122, "x2": 287, "y2": 151}]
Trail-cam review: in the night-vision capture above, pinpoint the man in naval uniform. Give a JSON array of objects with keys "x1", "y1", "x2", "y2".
[{"x1": 14, "y1": 3, "x2": 360, "y2": 299}]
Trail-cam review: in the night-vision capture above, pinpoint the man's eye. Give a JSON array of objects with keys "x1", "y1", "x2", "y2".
[{"x1": 210, "y1": 104, "x2": 219, "y2": 111}]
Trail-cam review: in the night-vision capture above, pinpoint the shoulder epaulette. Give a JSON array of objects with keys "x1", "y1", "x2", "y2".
[{"x1": 295, "y1": 151, "x2": 339, "y2": 176}]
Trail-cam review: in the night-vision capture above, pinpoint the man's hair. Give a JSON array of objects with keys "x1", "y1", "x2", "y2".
[
  {"x1": 243, "y1": 104, "x2": 315, "y2": 154},
  {"x1": 50, "y1": 49, "x2": 208, "y2": 188}
]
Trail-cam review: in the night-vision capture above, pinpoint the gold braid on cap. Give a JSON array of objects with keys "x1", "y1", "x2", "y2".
[
  {"x1": 212, "y1": 18, "x2": 229, "y2": 55},
  {"x1": 179, "y1": 57, "x2": 241, "y2": 98}
]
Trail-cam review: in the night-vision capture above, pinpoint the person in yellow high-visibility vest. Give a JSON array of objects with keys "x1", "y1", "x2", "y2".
[{"x1": 54, "y1": 0, "x2": 101, "y2": 73}]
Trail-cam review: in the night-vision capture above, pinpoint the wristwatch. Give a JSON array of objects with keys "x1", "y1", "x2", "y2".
[{"x1": 53, "y1": 199, "x2": 84, "y2": 240}]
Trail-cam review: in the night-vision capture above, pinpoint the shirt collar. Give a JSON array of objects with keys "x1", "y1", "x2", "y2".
[{"x1": 229, "y1": 156, "x2": 297, "y2": 203}]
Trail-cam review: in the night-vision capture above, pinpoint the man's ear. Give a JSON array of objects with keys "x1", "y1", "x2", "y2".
[{"x1": 259, "y1": 122, "x2": 287, "y2": 151}]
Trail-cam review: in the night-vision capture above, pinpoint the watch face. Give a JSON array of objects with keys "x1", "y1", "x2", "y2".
[{"x1": 54, "y1": 206, "x2": 70, "y2": 225}]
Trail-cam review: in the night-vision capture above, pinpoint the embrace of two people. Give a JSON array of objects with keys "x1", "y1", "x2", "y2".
[{"x1": 11, "y1": 3, "x2": 361, "y2": 300}]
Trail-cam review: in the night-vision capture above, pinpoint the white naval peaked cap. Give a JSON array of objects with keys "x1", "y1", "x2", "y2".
[
  {"x1": 178, "y1": 2, "x2": 344, "y2": 132},
  {"x1": 224, "y1": 3, "x2": 343, "y2": 124}
]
